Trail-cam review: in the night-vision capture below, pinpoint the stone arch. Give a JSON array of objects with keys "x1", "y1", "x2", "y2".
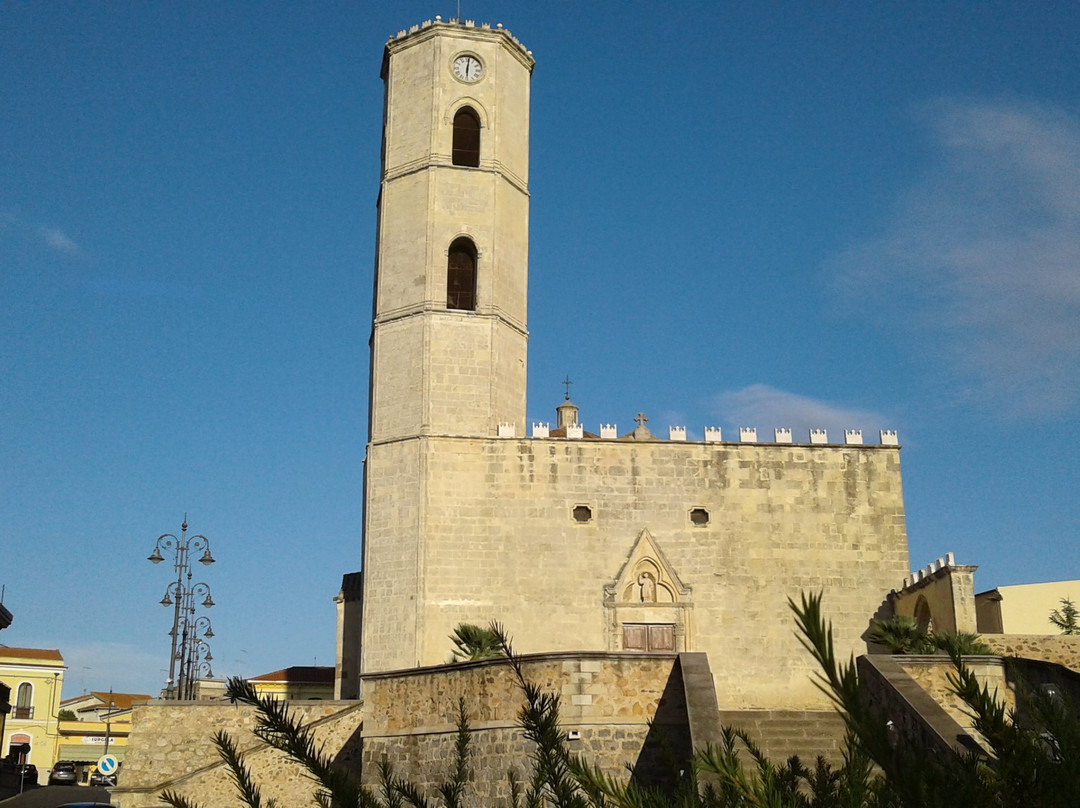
[{"x1": 914, "y1": 595, "x2": 933, "y2": 633}]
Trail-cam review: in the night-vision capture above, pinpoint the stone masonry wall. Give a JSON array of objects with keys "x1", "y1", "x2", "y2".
[
  {"x1": 362, "y1": 653, "x2": 685, "y2": 803},
  {"x1": 892, "y1": 656, "x2": 1014, "y2": 740},
  {"x1": 363, "y1": 436, "x2": 909, "y2": 711},
  {"x1": 984, "y1": 634, "x2": 1080, "y2": 671},
  {"x1": 112, "y1": 700, "x2": 363, "y2": 808},
  {"x1": 717, "y1": 710, "x2": 848, "y2": 764}
]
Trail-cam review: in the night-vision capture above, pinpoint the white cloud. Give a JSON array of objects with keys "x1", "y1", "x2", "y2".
[
  {"x1": 830, "y1": 99, "x2": 1080, "y2": 416},
  {"x1": 709, "y1": 384, "x2": 889, "y2": 439},
  {"x1": 39, "y1": 225, "x2": 82, "y2": 256}
]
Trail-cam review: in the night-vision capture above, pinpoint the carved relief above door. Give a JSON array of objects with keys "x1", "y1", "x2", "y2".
[{"x1": 604, "y1": 528, "x2": 692, "y2": 652}]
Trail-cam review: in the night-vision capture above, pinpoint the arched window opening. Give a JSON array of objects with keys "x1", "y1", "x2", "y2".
[
  {"x1": 914, "y1": 596, "x2": 933, "y2": 634},
  {"x1": 452, "y1": 107, "x2": 481, "y2": 167},
  {"x1": 15, "y1": 683, "x2": 33, "y2": 719},
  {"x1": 447, "y1": 238, "x2": 477, "y2": 311}
]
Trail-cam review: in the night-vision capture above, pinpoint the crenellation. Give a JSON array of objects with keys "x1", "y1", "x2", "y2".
[
  {"x1": 600, "y1": 423, "x2": 618, "y2": 439},
  {"x1": 669, "y1": 426, "x2": 687, "y2": 441},
  {"x1": 844, "y1": 429, "x2": 863, "y2": 445},
  {"x1": 740, "y1": 427, "x2": 758, "y2": 442},
  {"x1": 810, "y1": 429, "x2": 828, "y2": 444},
  {"x1": 775, "y1": 427, "x2": 792, "y2": 443},
  {"x1": 704, "y1": 426, "x2": 722, "y2": 442}
]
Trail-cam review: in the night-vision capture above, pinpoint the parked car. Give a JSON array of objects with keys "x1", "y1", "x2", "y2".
[
  {"x1": 89, "y1": 767, "x2": 117, "y2": 787},
  {"x1": 18, "y1": 762, "x2": 38, "y2": 785},
  {"x1": 49, "y1": 760, "x2": 78, "y2": 785}
]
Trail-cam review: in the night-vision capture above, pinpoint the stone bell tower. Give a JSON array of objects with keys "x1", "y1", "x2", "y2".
[
  {"x1": 368, "y1": 19, "x2": 532, "y2": 444},
  {"x1": 361, "y1": 20, "x2": 534, "y2": 674}
]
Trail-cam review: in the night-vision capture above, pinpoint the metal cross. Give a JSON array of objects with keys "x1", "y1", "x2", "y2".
[{"x1": 562, "y1": 375, "x2": 573, "y2": 401}]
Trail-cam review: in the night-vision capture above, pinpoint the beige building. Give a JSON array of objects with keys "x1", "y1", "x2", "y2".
[
  {"x1": 976, "y1": 579, "x2": 1080, "y2": 635},
  {"x1": 352, "y1": 18, "x2": 911, "y2": 712},
  {"x1": 0, "y1": 646, "x2": 65, "y2": 784},
  {"x1": 248, "y1": 666, "x2": 334, "y2": 701}
]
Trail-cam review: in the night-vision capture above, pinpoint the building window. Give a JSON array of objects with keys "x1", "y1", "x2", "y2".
[
  {"x1": 622, "y1": 623, "x2": 676, "y2": 652},
  {"x1": 14, "y1": 683, "x2": 33, "y2": 720},
  {"x1": 572, "y1": 505, "x2": 592, "y2": 523},
  {"x1": 689, "y1": 507, "x2": 710, "y2": 526},
  {"x1": 452, "y1": 107, "x2": 481, "y2": 167},
  {"x1": 446, "y1": 237, "x2": 477, "y2": 311}
]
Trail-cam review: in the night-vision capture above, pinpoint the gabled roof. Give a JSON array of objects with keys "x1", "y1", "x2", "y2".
[
  {"x1": 0, "y1": 646, "x2": 63, "y2": 662},
  {"x1": 249, "y1": 666, "x2": 334, "y2": 684}
]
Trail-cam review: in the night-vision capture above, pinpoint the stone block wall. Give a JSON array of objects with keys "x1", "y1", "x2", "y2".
[
  {"x1": 112, "y1": 700, "x2": 363, "y2": 808},
  {"x1": 983, "y1": 634, "x2": 1080, "y2": 671},
  {"x1": 363, "y1": 436, "x2": 909, "y2": 711},
  {"x1": 892, "y1": 655, "x2": 1014, "y2": 740},
  {"x1": 717, "y1": 710, "x2": 847, "y2": 763},
  {"x1": 361, "y1": 652, "x2": 689, "y2": 802}
]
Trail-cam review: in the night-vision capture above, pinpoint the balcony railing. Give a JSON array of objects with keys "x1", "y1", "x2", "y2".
[{"x1": 13, "y1": 706, "x2": 34, "y2": 719}]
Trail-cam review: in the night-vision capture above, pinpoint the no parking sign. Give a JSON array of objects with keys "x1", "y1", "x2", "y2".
[{"x1": 97, "y1": 754, "x2": 118, "y2": 776}]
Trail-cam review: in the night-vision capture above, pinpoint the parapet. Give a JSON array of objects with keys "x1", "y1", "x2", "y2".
[
  {"x1": 889, "y1": 552, "x2": 979, "y2": 634},
  {"x1": 524, "y1": 420, "x2": 900, "y2": 446},
  {"x1": 387, "y1": 17, "x2": 533, "y2": 62}
]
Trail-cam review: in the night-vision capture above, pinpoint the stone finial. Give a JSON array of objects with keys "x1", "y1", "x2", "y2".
[
  {"x1": 497, "y1": 423, "x2": 516, "y2": 438},
  {"x1": 599, "y1": 424, "x2": 617, "y2": 439},
  {"x1": 532, "y1": 422, "x2": 550, "y2": 438},
  {"x1": 809, "y1": 429, "x2": 827, "y2": 444},
  {"x1": 774, "y1": 428, "x2": 792, "y2": 444},
  {"x1": 844, "y1": 429, "x2": 863, "y2": 445},
  {"x1": 566, "y1": 424, "x2": 583, "y2": 439},
  {"x1": 936, "y1": 556, "x2": 946, "y2": 570},
  {"x1": 631, "y1": 412, "x2": 653, "y2": 440},
  {"x1": 669, "y1": 426, "x2": 687, "y2": 441},
  {"x1": 704, "y1": 426, "x2": 722, "y2": 442},
  {"x1": 945, "y1": 551, "x2": 955, "y2": 566},
  {"x1": 880, "y1": 429, "x2": 899, "y2": 446},
  {"x1": 739, "y1": 427, "x2": 757, "y2": 442}
]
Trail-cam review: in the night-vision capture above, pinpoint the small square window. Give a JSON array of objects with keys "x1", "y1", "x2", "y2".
[
  {"x1": 573, "y1": 505, "x2": 592, "y2": 523},
  {"x1": 689, "y1": 508, "x2": 710, "y2": 526}
]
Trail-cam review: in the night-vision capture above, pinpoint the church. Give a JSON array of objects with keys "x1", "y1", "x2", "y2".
[
  {"x1": 115, "y1": 19, "x2": 1080, "y2": 806},
  {"x1": 341, "y1": 16, "x2": 910, "y2": 713}
]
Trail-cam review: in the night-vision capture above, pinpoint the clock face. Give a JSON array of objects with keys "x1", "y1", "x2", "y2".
[{"x1": 453, "y1": 54, "x2": 483, "y2": 82}]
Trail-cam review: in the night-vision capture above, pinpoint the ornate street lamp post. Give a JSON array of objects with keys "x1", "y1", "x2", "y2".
[{"x1": 148, "y1": 518, "x2": 216, "y2": 700}]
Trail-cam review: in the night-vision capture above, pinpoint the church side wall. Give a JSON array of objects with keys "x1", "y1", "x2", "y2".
[{"x1": 376, "y1": 437, "x2": 908, "y2": 709}]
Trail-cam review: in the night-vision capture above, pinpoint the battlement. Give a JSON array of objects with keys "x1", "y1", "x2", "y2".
[
  {"x1": 899, "y1": 552, "x2": 959, "y2": 591},
  {"x1": 513, "y1": 421, "x2": 900, "y2": 447},
  {"x1": 387, "y1": 18, "x2": 533, "y2": 61}
]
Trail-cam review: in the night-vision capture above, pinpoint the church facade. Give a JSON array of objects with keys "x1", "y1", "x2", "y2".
[{"x1": 356, "y1": 18, "x2": 910, "y2": 711}]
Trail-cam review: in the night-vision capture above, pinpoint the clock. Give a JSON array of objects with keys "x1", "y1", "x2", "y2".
[{"x1": 452, "y1": 54, "x2": 483, "y2": 82}]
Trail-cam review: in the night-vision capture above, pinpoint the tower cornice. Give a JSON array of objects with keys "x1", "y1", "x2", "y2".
[{"x1": 382, "y1": 19, "x2": 534, "y2": 78}]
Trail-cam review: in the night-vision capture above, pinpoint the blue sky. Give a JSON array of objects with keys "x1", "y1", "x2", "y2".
[{"x1": 2, "y1": 2, "x2": 1078, "y2": 696}]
